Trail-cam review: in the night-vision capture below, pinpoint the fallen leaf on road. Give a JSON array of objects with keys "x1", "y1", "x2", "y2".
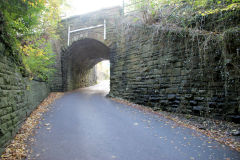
[
  {"x1": 110, "y1": 97, "x2": 240, "y2": 152},
  {"x1": 1, "y1": 92, "x2": 64, "y2": 160}
]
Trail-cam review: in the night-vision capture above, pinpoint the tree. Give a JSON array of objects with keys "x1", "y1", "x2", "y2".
[{"x1": 0, "y1": 0, "x2": 66, "y2": 80}]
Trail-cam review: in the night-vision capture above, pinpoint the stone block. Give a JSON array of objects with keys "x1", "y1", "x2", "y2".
[
  {"x1": 184, "y1": 94, "x2": 193, "y2": 100},
  {"x1": 167, "y1": 94, "x2": 176, "y2": 100},
  {"x1": 0, "y1": 97, "x2": 8, "y2": 108},
  {"x1": 0, "y1": 77, "x2": 4, "y2": 85},
  {"x1": 190, "y1": 100, "x2": 198, "y2": 106},
  {"x1": 0, "y1": 114, "x2": 11, "y2": 124},
  {"x1": 172, "y1": 68, "x2": 181, "y2": 76},
  {"x1": 166, "y1": 88, "x2": 178, "y2": 94},
  {"x1": 192, "y1": 106, "x2": 204, "y2": 116},
  {"x1": 160, "y1": 100, "x2": 168, "y2": 105},
  {"x1": 194, "y1": 97, "x2": 205, "y2": 101},
  {"x1": 193, "y1": 106, "x2": 204, "y2": 111},
  {"x1": 174, "y1": 100, "x2": 180, "y2": 105}
]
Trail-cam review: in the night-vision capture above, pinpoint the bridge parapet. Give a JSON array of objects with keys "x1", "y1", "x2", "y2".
[{"x1": 60, "y1": 6, "x2": 122, "y2": 47}]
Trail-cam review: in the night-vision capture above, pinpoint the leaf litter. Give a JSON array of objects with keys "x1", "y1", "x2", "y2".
[{"x1": 1, "y1": 92, "x2": 64, "y2": 160}]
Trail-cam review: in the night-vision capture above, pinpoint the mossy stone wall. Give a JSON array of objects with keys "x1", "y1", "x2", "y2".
[
  {"x1": 0, "y1": 43, "x2": 49, "y2": 153},
  {"x1": 109, "y1": 25, "x2": 240, "y2": 122}
]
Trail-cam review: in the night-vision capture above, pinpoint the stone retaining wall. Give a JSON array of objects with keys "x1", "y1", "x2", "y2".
[
  {"x1": 109, "y1": 25, "x2": 240, "y2": 122},
  {"x1": 0, "y1": 43, "x2": 49, "y2": 153}
]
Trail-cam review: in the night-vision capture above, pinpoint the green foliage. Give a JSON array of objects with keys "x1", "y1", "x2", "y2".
[
  {"x1": 0, "y1": 0, "x2": 65, "y2": 81},
  {"x1": 21, "y1": 37, "x2": 56, "y2": 80},
  {"x1": 127, "y1": 0, "x2": 240, "y2": 28},
  {"x1": 0, "y1": 0, "x2": 45, "y2": 53}
]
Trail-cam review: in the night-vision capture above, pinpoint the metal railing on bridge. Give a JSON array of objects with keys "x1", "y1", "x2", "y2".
[
  {"x1": 122, "y1": 0, "x2": 148, "y2": 15},
  {"x1": 67, "y1": 20, "x2": 106, "y2": 46}
]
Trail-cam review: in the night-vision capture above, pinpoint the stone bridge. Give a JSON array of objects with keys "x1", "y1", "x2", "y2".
[
  {"x1": 50, "y1": 6, "x2": 121, "y2": 91},
  {"x1": 49, "y1": 6, "x2": 239, "y2": 121}
]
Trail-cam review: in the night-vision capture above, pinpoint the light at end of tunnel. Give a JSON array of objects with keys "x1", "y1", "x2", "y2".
[{"x1": 96, "y1": 60, "x2": 110, "y2": 83}]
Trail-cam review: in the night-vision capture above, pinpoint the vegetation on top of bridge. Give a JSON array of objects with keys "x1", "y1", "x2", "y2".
[
  {"x1": 0, "y1": 0, "x2": 66, "y2": 80},
  {"x1": 125, "y1": 0, "x2": 240, "y2": 31}
]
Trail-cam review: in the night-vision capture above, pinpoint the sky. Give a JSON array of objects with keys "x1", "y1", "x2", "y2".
[{"x1": 65, "y1": 0, "x2": 123, "y2": 17}]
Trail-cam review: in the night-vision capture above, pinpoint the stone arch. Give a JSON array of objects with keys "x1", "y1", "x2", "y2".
[
  {"x1": 61, "y1": 38, "x2": 110, "y2": 91},
  {"x1": 49, "y1": 6, "x2": 120, "y2": 92}
]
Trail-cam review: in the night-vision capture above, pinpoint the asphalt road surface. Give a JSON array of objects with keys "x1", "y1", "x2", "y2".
[{"x1": 27, "y1": 81, "x2": 240, "y2": 160}]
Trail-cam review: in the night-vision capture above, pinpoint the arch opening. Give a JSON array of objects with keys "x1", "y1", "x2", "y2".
[
  {"x1": 95, "y1": 60, "x2": 110, "y2": 92},
  {"x1": 61, "y1": 38, "x2": 110, "y2": 91}
]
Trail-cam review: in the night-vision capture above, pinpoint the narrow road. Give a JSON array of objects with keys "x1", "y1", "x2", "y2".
[{"x1": 28, "y1": 82, "x2": 240, "y2": 160}]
